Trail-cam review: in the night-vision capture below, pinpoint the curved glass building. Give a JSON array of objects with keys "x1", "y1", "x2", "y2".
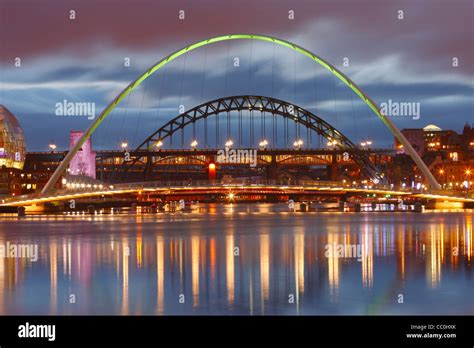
[{"x1": 0, "y1": 105, "x2": 26, "y2": 170}]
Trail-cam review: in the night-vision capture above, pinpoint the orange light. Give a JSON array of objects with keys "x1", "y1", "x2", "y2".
[{"x1": 208, "y1": 162, "x2": 216, "y2": 181}]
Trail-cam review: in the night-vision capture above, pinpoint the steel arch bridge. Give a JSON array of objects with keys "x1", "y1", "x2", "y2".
[
  {"x1": 127, "y1": 95, "x2": 381, "y2": 180},
  {"x1": 41, "y1": 34, "x2": 441, "y2": 195}
]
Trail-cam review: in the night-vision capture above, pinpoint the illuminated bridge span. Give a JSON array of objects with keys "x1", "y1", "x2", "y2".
[
  {"x1": 41, "y1": 34, "x2": 441, "y2": 195},
  {"x1": 121, "y1": 95, "x2": 383, "y2": 182},
  {"x1": 3, "y1": 182, "x2": 473, "y2": 208}
]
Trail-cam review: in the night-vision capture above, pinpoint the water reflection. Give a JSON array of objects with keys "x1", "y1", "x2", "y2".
[
  {"x1": 260, "y1": 233, "x2": 269, "y2": 303},
  {"x1": 361, "y1": 227, "x2": 373, "y2": 289},
  {"x1": 0, "y1": 205, "x2": 472, "y2": 315},
  {"x1": 226, "y1": 234, "x2": 234, "y2": 307},
  {"x1": 50, "y1": 241, "x2": 57, "y2": 313},
  {"x1": 293, "y1": 230, "x2": 304, "y2": 314},
  {"x1": 122, "y1": 242, "x2": 129, "y2": 314},
  {"x1": 156, "y1": 236, "x2": 164, "y2": 314},
  {"x1": 191, "y1": 235, "x2": 199, "y2": 307},
  {"x1": 327, "y1": 230, "x2": 339, "y2": 300}
]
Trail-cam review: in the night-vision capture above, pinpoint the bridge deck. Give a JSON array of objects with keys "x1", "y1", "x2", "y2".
[{"x1": 2, "y1": 182, "x2": 473, "y2": 207}]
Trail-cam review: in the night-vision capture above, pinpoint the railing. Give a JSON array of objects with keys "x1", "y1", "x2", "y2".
[
  {"x1": 2, "y1": 179, "x2": 473, "y2": 205},
  {"x1": 0, "y1": 180, "x2": 349, "y2": 203},
  {"x1": 111, "y1": 179, "x2": 346, "y2": 189},
  {"x1": 27, "y1": 148, "x2": 397, "y2": 155}
]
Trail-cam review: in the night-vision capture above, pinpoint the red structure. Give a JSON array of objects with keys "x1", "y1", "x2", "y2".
[{"x1": 208, "y1": 162, "x2": 216, "y2": 181}]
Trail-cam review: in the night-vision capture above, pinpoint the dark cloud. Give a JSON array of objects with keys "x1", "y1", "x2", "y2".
[{"x1": 0, "y1": 0, "x2": 472, "y2": 150}]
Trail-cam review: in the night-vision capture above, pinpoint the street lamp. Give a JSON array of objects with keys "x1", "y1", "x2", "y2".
[
  {"x1": 49, "y1": 143, "x2": 57, "y2": 151},
  {"x1": 155, "y1": 140, "x2": 163, "y2": 149},
  {"x1": 293, "y1": 139, "x2": 303, "y2": 149},
  {"x1": 327, "y1": 140, "x2": 337, "y2": 147},
  {"x1": 438, "y1": 168, "x2": 448, "y2": 187},
  {"x1": 121, "y1": 141, "x2": 128, "y2": 149},
  {"x1": 259, "y1": 139, "x2": 268, "y2": 148},
  {"x1": 225, "y1": 140, "x2": 233, "y2": 148},
  {"x1": 191, "y1": 140, "x2": 198, "y2": 149}
]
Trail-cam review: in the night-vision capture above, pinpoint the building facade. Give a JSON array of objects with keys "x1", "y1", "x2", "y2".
[{"x1": 394, "y1": 123, "x2": 474, "y2": 189}]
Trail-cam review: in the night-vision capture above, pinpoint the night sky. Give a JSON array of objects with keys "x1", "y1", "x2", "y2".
[{"x1": 0, "y1": 0, "x2": 472, "y2": 150}]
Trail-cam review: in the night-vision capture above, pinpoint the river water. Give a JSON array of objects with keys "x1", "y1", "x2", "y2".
[{"x1": 0, "y1": 204, "x2": 472, "y2": 315}]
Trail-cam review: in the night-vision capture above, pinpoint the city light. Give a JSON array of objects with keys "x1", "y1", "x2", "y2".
[
  {"x1": 121, "y1": 141, "x2": 128, "y2": 149},
  {"x1": 259, "y1": 139, "x2": 268, "y2": 148},
  {"x1": 327, "y1": 139, "x2": 337, "y2": 147},
  {"x1": 49, "y1": 143, "x2": 57, "y2": 151},
  {"x1": 155, "y1": 140, "x2": 163, "y2": 148},
  {"x1": 225, "y1": 140, "x2": 233, "y2": 147},
  {"x1": 293, "y1": 139, "x2": 304, "y2": 148},
  {"x1": 191, "y1": 140, "x2": 198, "y2": 148}
]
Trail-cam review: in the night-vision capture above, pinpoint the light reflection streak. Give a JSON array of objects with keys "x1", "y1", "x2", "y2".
[
  {"x1": 191, "y1": 236, "x2": 200, "y2": 307},
  {"x1": 50, "y1": 241, "x2": 57, "y2": 313},
  {"x1": 260, "y1": 233, "x2": 270, "y2": 310},
  {"x1": 210, "y1": 238, "x2": 216, "y2": 282},
  {"x1": 294, "y1": 231, "x2": 305, "y2": 295},
  {"x1": 0, "y1": 255, "x2": 4, "y2": 313},
  {"x1": 428, "y1": 229, "x2": 442, "y2": 288},
  {"x1": 226, "y1": 234, "x2": 234, "y2": 306},
  {"x1": 121, "y1": 242, "x2": 129, "y2": 314},
  {"x1": 136, "y1": 231, "x2": 143, "y2": 268},
  {"x1": 327, "y1": 231, "x2": 339, "y2": 300},
  {"x1": 62, "y1": 241, "x2": 67, "y2": 275},
  {"x1": 67, "y1": 242, "x2": 72, "y2": 279},
  {"x1": 156, "y1": 236, "x2": 164, "y2": 314},
  {"x1": 361, "y1": 227, "x2": 373, "y2": 288},
  {"x1": 466, "y1": 215, "x2": 472, "y2": 262}
]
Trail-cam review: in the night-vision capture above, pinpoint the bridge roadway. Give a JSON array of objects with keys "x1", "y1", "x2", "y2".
[
  {"x1": 26, "y1": 147, "x2": 396, "y2": 163},
  {"x1": 2, "y1": 181, "x2": 473, "y2": 207}
]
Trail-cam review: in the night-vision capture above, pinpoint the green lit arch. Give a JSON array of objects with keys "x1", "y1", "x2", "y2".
[{"x1": 41, "y1": 34, "x2": 440, "y2": 194}]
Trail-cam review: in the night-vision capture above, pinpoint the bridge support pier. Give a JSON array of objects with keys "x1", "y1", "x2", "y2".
[
  {"x1": 328, "y1": 154, "x2": 338, "y2": 181},
  {"x1": 268, "y1": 155, "x2": 279, "y2": 182},
  {"x1": 143, "y1": 153, "x2": 153, "y2": 181},
  {"x1": 17, "y1": 206, "x2": 26, "y2": 217}
]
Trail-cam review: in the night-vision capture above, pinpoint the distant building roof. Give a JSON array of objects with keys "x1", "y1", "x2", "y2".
[{"x1": 423, "y1": 124, "x2": 442, "y2": 132}]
